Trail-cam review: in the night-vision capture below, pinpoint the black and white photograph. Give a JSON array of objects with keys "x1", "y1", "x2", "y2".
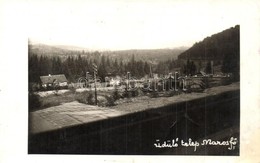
[
  {"x1": 28, "y1": 1, "x2": 240, "y2": 155},
  {"x1": 1, "y1": 0, "x2": 260, "y2": 162}
]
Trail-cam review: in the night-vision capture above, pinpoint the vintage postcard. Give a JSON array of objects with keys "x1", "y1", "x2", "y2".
[
  {"x1": 1, "y1": 0, "x2": 260, "y2": 162},
  {"x1": 28, "y1": 0, "x2": 240, "y2": 156}
]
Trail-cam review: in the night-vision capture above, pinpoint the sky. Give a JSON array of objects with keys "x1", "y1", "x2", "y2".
[{"x1": 13, "y1": 0, "x2": 247, "y2": 50}]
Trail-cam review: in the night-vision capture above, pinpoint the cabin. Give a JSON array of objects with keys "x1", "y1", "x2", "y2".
[
  {"x1": 193, "y1": 71, "x2": 207, "y2": 77},
  {"x1": 40, "y1": 74, "x2": 68, "y2": 89}
]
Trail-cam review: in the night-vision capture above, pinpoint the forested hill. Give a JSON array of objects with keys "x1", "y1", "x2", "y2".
[
  {"x1": 178, "y1": 25, "x2": 239, "y2": 61},
  {"x1": 102, "y1": 48, "x2": 187, "y2": 62},
  {"x1": 28, "y1": 44, "x2": 187, "y2": 83},
  {"x1": 29, "y1": 43, "x2": 187, "y2": 63}
]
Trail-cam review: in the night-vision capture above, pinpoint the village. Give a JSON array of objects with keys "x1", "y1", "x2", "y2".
[
  {"x1": 36, "y1": 67, "x2": 232, "y2": 97},
  {"x1": 29, "y1": 68, "x2": 239, "y2": 154}
]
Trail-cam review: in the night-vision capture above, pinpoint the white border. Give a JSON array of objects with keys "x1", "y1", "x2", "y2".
[{"x1": 0, "y1": 0, "x2": 260, "y2": 162}]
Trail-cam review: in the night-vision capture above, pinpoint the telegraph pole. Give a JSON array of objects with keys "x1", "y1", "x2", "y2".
[
  {"x1": 175, "y1": 72, "x2": 178, "y2": 91},
  {"x1": 169, "y1": 73, "x2": 173, "y2": 90},
  {"x1": 127, "y1": 72, "x2": 130, "y2": 91},
  {"x1": 86, "y1": 71, "x2": 89, "y2": 88},
  {"x1": 93, "y1": 63, "x2": 98, "y2": 105}
]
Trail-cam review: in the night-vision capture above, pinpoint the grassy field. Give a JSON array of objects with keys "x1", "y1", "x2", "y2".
[
  {"x1": 30, "y1": 81, "x2": 238, "y2": 112},
  {"x1": 30, "y1": 90, "x2": 90, "y2": 111},
  {"x1": 30, "y1": 87, "x2": 170, "y2": 111}
]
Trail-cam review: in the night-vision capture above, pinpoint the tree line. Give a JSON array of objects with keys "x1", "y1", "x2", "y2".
[
  {"x1": 29, "y1": 52, "x2": 238, "y2": 85},
  {"x1": 29, "y1": 53, "x2": 184, "y2": 83}
]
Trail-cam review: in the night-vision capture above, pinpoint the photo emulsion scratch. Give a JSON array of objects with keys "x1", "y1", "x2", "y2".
[{"x1": 28, "y1": 1, "x2": 240, "y2": 155}]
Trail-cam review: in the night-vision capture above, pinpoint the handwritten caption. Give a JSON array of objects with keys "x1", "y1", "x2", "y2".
[{"x1": 154, "y1": 137, "x2": 238, "y2": 152}]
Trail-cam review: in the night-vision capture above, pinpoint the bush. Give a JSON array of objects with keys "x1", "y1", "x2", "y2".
[
  {"x1": 221, "y1": 78, "x2": 232, "y2": 85},
  {"x1": 136, "y1": 88, "x2": 144, "y2": 96},
  {"x1": 29, "y1": 93, "x2": 41, "y2": 111},
  {"x1": 76, "y1": 92, "x2": 95, "y2": 105},
  {"x1": 69, "y1": 86, "x2": 76, "y2": 93},
  {"x1": 29, "y1": 83, "x2": 40, "y2": 92},
  {"x1": 122, "y1": 88, "x2": 132, "y2": 98},
  {"x1": 201, "y1": 77, "x2": 210, "y2": 88},
  {"x1": 162, "y1": 90, "x2": 176, "y2": 97},
  {"x1": 76, "y1": 95, "x2": 87, "y2": 104},
  {"x1": 87, "y1": 93, "x2": 95, "y2": 105},
  {"x1": 104, "y1": 95, "x2": 116, "y2": 106},
  {"x1": 131, "y1": 89, "x2": 139, "y2": 97},
  {"x1": 149, "y1": 91, "x2": 159, "y2": 98},
  {"x1": 112, "y1": 88, "x2": 121, "y2": 100}
]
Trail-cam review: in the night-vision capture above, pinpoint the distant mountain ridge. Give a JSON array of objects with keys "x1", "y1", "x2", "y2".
[
  {"x1": 29, "y1": 43, "x2": 188, "y2": 62},
  {"x1": 102, "y1": 47, "x2": 187, "y2": 62}
]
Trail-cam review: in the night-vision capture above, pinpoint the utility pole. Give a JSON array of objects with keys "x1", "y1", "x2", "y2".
[
  {"x1": 86, "y1": 72, "x2": 89, "y2": 88},
  {"x1": 182, "y1": 79, "x2": 185, "y2": 90},
  {"x1": 93, "y1": 63, "x2": 98, "y2": 105},
  {"x1": 127, "y1": 72, "x2": 130, "y2": 91},
  {"x1": 149, "y1": 64, "x2": 153, "y2": 78},
  {"x1": 153, "y1": 77, "x2": 156, "y2": 91},
  {"x1": 175, "y1": 72, "x2": 178, "y2": 91},
  {"x1": 162, "y1": 77, "x2": 166, "y2": 91},
  {"x1": 169, "y1": 73, "x2": 173, "y2": 90}
]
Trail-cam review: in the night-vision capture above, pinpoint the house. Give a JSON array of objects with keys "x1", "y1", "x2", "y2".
[
  {"x1": 109, "y1": 78, "x2": 121, "y2": 86},
  {"x1": 40, "y1": 74, "x2": 68, "y2": 89}
]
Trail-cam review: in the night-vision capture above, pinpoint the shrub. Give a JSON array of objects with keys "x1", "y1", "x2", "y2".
[
  {"x1": 53, "y1": 87, "x2": 59, "y2": 96},
  {"x1": 149, "y1": 91, "x2": 159, "y2": 98},
  {"x1": 201, "y1": 77, "x2": 210, "y2": 88},
  {"x1": 29, "y1": 83, "x2": 40, "y2": 92},
  {"x1": 122, "y1": 88, "x2": 132, "y2": 98},
  {"x1": 112, "y1": 88, "x2": 121, "y2": 100},
  {"x1": 104, "y1": 95, "x2": 116, "y2": 106},
  {"x1": 68, "y1": 86, "x2": 76, "y2": 93},
  {"x1": 162, "y1": 90, "x2": 177, "y2": 97},
  {"x1": 76, "y1": 92, "x2": 95, "y2": 105},
  {"x1": 76, "y1": 94, "x2": 87, "y2": 104},
  {"x1": 29, "y1": 93, "x2": 41, "y2": 111},
  {"x1": 137, "y1": 88, "x2": 144, "y2": 96},
  {"x1": 131, "y1": 89, "x2": 139, "y2": 97},
  {"x1": 87, "y1": 93, "x2": 95, "y2": 105},
  {"x1": 221, "y1": 78, "x2": 232, "y2": 85}
]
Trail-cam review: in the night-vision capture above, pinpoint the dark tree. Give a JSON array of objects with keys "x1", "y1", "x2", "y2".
[
  {"x1": 205, "y1": 61, "x2": 212, "y2": 74},
  {"x1": 144, "y1": 62, "x2": 150, "y2": 75},
  {"x1": 191, "y1": 61, "x2": 197, "y2": 75},
  {"x1": 98, "y1": 55, "x2": 107, "y2": 81}
]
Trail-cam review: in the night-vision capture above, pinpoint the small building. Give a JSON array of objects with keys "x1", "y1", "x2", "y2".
[
  {"x1": 40, "y1": 74, "x2": 68, "y2": 89},
  {"x1": 109, "y1": 78, "x2": 121, "y2": 86},
  {"x1": 193, "y1": 71, "x2": 207, "y2": 77}
]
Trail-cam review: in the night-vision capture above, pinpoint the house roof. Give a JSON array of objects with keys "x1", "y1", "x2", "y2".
[
  {"x1": 199, "y1": 71, "x2": 206, "y2": 76},
  {"x1": 40, "y1": 74, "x2": 68, "y2": 84}
]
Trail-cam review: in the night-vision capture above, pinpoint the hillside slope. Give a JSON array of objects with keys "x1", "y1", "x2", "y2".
[
  {"x1": 177, "y1": 25, "x2": 239, "y2": 80},
  {"x1": 178, "y1": 25, "x2": 239, "y2": 61}
]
